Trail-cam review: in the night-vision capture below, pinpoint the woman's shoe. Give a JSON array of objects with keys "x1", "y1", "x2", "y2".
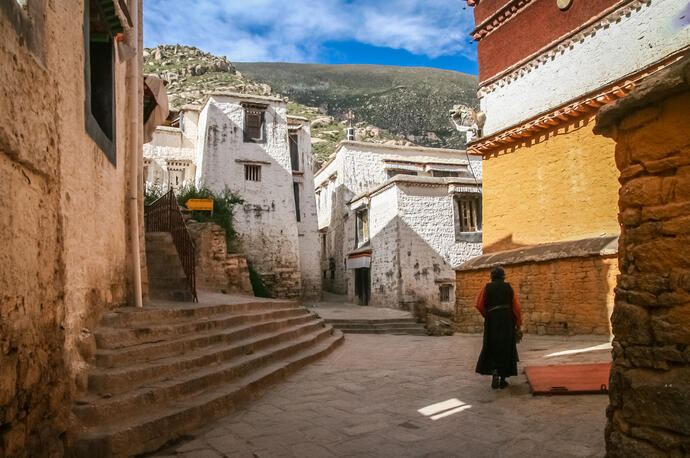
[
  {"x1": 499, "y1": 378, "x2": 509, "y2": 389},
  {"x1": 491, "y1": 374, "x2": 500, "y2": 389}
]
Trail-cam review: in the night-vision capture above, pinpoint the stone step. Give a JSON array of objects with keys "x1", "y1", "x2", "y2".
[
  {"x1": 87, "y1": 315, "x2": 322, "y2": 395},
  {"x1": 339, "y1": 327, "x2": 427, "y2": 335},
  {"x1": 145, "y1": 276, "x2": 190, "y2": 290},
  {"x1": 329, "y1": 321, "x2": 420, "y2": 328},
  {"x1": 96, "y1": 311, "x2": 313, "y2": 368},
  {"x1": 100, "y1": 300, "x2": 299, "y2": 328},
  {"x1": 95, "y1": 307, "x2": 309, "y2": 350},
  {"x1": 73, "y1": 330, "x2": 344, "y2": 457},
  {"x1": 145, "y1": 249, "x2": 180, "y2": 259},
  {"x1": 324, "y1": 318, "x2": 418, "y2": 325},
  {"x1": 145, "y1": 232, "x2": 173, "y2": 240},
  {"x1": 148, "y1": 288, "x2": 195, "y2": 303}
]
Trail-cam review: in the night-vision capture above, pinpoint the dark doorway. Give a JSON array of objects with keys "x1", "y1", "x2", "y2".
[{"x1": 354, "y1": 267, "x2": 370, "y2": 306}]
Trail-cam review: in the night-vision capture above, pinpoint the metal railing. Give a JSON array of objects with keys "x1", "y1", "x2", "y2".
[{"x1": 145, "y1": 189, "x2": 198, "y2": 302}]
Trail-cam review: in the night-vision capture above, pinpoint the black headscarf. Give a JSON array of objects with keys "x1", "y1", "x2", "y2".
[{"x1": 490, "y1": 266, "x2": 505, "y2": 281}]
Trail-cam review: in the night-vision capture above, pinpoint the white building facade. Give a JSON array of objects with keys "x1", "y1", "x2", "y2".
[
  {"x1": 143, "y1": 93, "x2": 321, "y2": 299},
  {"x1": 315, "y1": 141, "x2": 482, "y2": 313}
]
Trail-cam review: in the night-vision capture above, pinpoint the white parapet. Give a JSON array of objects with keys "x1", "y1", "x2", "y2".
[{"x1": 480, "y1": 0, "x2": 690, "y2": 136}]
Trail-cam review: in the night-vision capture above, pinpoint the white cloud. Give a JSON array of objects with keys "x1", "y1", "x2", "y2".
[{"x1": 144, "y1": 0, "x2": 475, "y2": 62}]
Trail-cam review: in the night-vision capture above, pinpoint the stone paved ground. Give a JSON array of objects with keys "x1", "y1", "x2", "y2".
[{"x1": 155, "y1": 334, "x2": 612, "y2": 458}]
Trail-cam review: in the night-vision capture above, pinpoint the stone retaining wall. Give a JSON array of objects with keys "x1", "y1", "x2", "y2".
[
  {"x1": 455, "y1": 255, "x2": 616, "y2": 335},
  {"x1": 594, "y1": 57, "x2": 690, "y2": 456},
  {"x1": 188, "y1": 222, "x2": 253, "y2": 295}
]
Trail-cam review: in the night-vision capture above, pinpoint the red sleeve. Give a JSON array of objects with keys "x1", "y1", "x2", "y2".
[
  {"x1": 476, "y1": 285, "x2": 487, "y2": 318},
  {"x1": 512, "y1": 290, "x2": 522, "y2": 328}
]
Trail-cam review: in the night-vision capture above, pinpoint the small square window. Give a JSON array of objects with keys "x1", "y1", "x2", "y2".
[
  {"x1": 440, "y1": 285, "x2": 452, "y2": 302},
  {"x1": 245, "y1": 165, "x2": 261, "y2": 181}
]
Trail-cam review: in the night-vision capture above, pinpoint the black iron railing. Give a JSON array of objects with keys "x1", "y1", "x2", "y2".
[{"x1": 145, "y1": 189, "x2": 198, "y2": 302}]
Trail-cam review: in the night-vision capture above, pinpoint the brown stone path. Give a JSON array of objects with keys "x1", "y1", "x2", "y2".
[{"x1": 154, "y1": 334, "x2": 611, "y2": 458}]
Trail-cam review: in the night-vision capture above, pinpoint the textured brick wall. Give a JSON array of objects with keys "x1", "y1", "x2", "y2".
[
  {"x1": 1, "y1": 1, "x2": 141, "y2": 454},
  {"x1": 482, "y1": 116, "x2": 620, "y2": 253},
  {"x1": 598, "y1": 83, "x2": 690, "y2": 456},
  {"x1": 455, "y1": 255, "x2": 617, "y2": 335},
  {"x1": 188, "y1": 222, "x2": 253, "y2": 295}
]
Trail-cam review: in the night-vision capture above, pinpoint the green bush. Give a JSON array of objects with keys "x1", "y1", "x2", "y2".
[
  {"x1": 144, "y1": 183, "x2": 165, "y2": 206},
  {"x1": 176, "y1": 184, "x2": 244, "y2": 253}
]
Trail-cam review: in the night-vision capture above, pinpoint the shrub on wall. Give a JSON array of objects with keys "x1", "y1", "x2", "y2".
[{"x1": 175, "y1": 185, "x2": 244, "y2": 253}]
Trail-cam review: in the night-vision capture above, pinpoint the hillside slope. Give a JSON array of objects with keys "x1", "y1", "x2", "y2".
[
  {"x1": 234, "y1": 62, "x2": 478, "y2": 149},
  {"x1": 144, "y1": 45, "x2": 445, "y2": 167}
]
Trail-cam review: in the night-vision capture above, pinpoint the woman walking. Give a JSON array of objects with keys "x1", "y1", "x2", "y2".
[{"x1": 475, "y1": 266, "x2": 522, "y2": 389}]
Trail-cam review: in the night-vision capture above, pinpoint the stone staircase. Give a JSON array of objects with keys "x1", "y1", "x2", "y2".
[
  {"x1": 145, "y1": 232, "x2": 194, "y2": 301},
  {"x1": 72, "y1": 299, "x2": 343, "y2": 457},
  {"x1": 325, "y1": 318, "x2": 427, "y2": 335}
]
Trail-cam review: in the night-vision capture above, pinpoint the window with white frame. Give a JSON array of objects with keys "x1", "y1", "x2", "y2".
[{"x1": 355, "y1": 208, "x2": 369, "y2": 247}]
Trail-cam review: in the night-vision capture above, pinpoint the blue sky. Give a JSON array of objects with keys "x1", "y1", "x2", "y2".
[{"x1": 143, "y1": 0, "x2": 479, "y2": 75}]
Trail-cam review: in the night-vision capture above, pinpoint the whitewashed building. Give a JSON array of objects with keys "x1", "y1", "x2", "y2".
[
  {"x1": 144, "y1": 93, "x2": 321, "y2": 299},
  {"x1": 314, "y1": 141, "x2": 482, "y2": 313}
]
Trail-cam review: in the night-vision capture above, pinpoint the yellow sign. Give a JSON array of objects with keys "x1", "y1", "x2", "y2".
[{"x1": 186, "y1": 199, "x2": 214, "y2": 212}]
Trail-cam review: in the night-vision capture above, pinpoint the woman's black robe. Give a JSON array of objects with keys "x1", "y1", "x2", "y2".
[{"x1": 475, "y1": 280, "x2": 521, "y2": 378}]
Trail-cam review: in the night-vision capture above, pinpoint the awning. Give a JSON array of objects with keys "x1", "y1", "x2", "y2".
[{"x1": 347, "y1": 253, "x2": 371, "y2": 269}]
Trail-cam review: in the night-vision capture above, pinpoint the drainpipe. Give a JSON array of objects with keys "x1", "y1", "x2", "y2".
[{"x1": 126, "y1": 0, "x2": 143, "y2": 308}]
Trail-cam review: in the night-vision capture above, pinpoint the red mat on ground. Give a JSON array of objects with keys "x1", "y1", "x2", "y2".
[{"x1": 525, "y1": 362, "x2": 611, "y2": 395}]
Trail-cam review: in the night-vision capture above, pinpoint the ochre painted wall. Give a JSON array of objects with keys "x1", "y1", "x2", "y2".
[
  {"x1": 455, "y1": 255, "x2": 617, "y2": 336},
  {"x1": 482, "y1": 115, "x2": 620, "y2": 253}
]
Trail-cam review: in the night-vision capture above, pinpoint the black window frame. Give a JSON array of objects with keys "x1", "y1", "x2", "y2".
[
  {"x1": 289, "y1": 133, "x2": 300, "y2": 171},
  {"x1": 84, "y1": 0, "x2": 120, "y2": 166},
  {"x1": 242, "y1": 103, "x2": 267, "y2": 143},
  {"x1": 293, "y1": 182, "x2": 301, "y2": 222}
]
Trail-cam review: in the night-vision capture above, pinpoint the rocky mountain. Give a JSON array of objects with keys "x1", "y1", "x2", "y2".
[
  {"x1": 234, "y1": 62, "x2": 478, "y2": 150},
  {"x1": 143, "y1": 45, "x2": 452, "y2": 168}
]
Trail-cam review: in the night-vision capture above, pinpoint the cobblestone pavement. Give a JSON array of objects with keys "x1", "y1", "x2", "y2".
[{"x1": 156, "y1": 334, "x2": 612, "y2": 458}]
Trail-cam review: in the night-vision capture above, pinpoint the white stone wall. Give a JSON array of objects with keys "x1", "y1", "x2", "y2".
[
  {"x1": 358, "y1": 186, "x2": 400, "y2": 306},
  {"x1": 397, "y1": 184, "x2": 480, "y2": 312},
  {"x1": 143, "y1": 126, "x2": 196, "y2": 190},
  {"x1": 479, "y1": 0, "x2": 690, "y2": 135},
  {"x1": 190, "y1": 95, "x2": 321, "y2": 299},
  {"x1": 293, "y1": 123, "x2": 322, "y2": 300},
  {"x1": 314, "y1": 141, "x2": 483, "y2": 308}
]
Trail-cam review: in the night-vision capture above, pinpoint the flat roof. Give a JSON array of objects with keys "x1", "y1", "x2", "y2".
[{"x1": 200, "y1": 91, "x2": 286, "y2": 109}]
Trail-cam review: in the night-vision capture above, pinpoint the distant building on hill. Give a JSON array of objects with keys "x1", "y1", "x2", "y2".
[
  {"x1": 314, "y1": 141, "x2": 482, "y2": 324},
  {"x1": 144, "y1": 93, "x2": 321, "y2": 300}
]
